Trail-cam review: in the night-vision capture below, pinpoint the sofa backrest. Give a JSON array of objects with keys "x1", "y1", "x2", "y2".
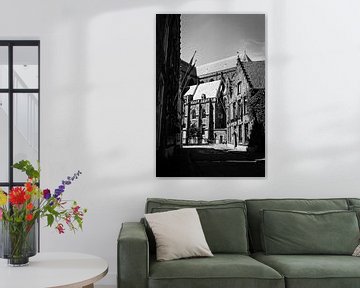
[
  {"x1": 245, "y1": 198, "x2": 349, "y2": 252},
  {"x1": 145, "y1": 198, "x2": 249, "y2": 254},
  {"x1": 348, "y1": 198, "x2": 360, "y2": 207}
]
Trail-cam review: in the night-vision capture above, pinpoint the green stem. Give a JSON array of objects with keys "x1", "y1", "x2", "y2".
[{"x1": 8, "y1": 222, "x2": 30, "y2": 259}]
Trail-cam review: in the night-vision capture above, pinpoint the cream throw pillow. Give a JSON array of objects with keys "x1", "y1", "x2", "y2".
[
  {"x1": 353, "y1": 244, "x2": 360, "y2": 256},
  {"x1": 145, "y1": 208, "x2": 213, "y2": 261}
]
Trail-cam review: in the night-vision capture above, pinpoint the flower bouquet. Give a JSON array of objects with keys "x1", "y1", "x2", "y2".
[{"x1": 0, "y1": 160, "x2": 87, "y2": 266}]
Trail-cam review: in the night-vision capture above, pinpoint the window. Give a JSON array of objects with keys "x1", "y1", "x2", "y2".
[
  {"x1": 232, "y1": 102, "x2": 236, "y2": 119},
  {"x1": 201, "y1": 108, "x2": 206, "y2": 118},
  {"x1": 0, "y1": 40, "x2": 40, "y2": 189},
  {"x1": 237, "y1": 81, "x2": 242, "y2": 95},
  {"x1": 240, "y1": 99, "x2": 243, "y2": 118},
  {"x1": 239, "y1": 125, "x2": 243, "y2": 143},
  {"x1": 224, "y1": 98, "x2": 229, "y2": 121},
  {"x1": 244, "y1": 96, "x2": 248, "y2": 114},
  {"x1": 191, "y1": 109, "x2": 196, "y2": 119},
  {"x1": 244, "y1": 123, "x2": 249, "y2": 142},
  {"x1": 221, "y1": 83, "x2": 225, "y2": 93}
]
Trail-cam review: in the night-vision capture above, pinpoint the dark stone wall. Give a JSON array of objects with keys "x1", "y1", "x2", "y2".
[{"x1": 156, "y1": 14, "x2": 181, "y2": 158}]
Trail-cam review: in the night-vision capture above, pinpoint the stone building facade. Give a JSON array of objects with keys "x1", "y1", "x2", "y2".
[
  {"x1": 226, "y1": 56, "x2": 265, "y2": 148},
  {"x1": 181, "y1": 52, "x2": 265, "y2": 149},
  {"x1": 182, "y1": 80, "x2": 226, "y2": 144}
]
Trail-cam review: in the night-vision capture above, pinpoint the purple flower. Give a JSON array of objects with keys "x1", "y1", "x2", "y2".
[
  {"x1": 54, "y1": 170, "x2": 82, "y2": 199},
  {"x1": 43, "y1": 189, "x2": 51, "y2": 200},
  {"x1": 54, "y1": 189, "x2": 63, "y2": 198}
]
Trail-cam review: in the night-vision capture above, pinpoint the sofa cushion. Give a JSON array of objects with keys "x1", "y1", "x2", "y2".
[
  {"x1": 246, "y1": 198, "x2": 349, "y2": 252},
  {"x1": 348, "y1": 205, "x2": 360, "y2": 228},
  {"x1": 252, "y1": 252, "x2": 360, "y2": 288},
  {"x1": 146, "y1": 198, "x2": 249, "y2": 254},
  {"x1": 347, "y1": 198, "x2": 360, "y2": 207},
  {"x1": 145, "y1": 208, "x2": 213, "y2": 261},
  {"x1": 261, "y1": 209, "x2": 359, "y2": 255},
  {"x1": 149, "y1": 254, "x2": 284, "y2": 288}
]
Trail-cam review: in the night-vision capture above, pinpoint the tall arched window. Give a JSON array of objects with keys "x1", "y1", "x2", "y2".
[
  {"x1": 224, "y1": 98, "x2": 229, "y2": 121},
  {"x1": 191, "y1": 109, "x2": 196, "y2": 119},
  {"x1": 201, "y1": 108, "x2": 206, "y2": 118},
  {"x1": 244, "y1": 96, "x2": 248, "y2": 114},
  {"x1": 240, "y1": 99, "x2": 243, "y2": 118},
  {"x1": 237, "y1": 81, "x2": 242, "y2": 95}
]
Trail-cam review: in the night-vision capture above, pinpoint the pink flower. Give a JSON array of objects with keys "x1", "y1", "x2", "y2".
[
  {"x1": 65, "y1": 214, "x2": 71, "y2": 225},
  {"x1": 72, "y1": 205, "x2": 80, "y2": 215},
  {"x1": 56, "y1": 223, "x2": 65, "y2": 234},
  {"x1": 0, "y1": 208, "x2": 3, "y2": 220}
]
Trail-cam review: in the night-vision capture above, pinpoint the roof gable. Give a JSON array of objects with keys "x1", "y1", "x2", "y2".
[{"x1": 241, "y1": 61, "x2": 265, "y2": 89}]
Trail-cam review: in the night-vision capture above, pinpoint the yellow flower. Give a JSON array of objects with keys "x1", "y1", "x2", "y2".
[{"x1": 0, "y1": 190, "x2": 7, "y2": 206}]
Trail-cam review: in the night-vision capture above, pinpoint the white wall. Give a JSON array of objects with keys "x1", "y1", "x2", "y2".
[{"x1": 1, "y1": 0, "x2": 360, "y2": 285}]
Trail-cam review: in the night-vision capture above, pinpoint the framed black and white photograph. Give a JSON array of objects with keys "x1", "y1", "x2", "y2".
[{"x1": 156, "y1": 14, "x2": 265, "y2": 177}]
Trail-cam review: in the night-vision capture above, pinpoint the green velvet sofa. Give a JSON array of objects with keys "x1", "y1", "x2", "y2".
[{"x1": 118, "y1": 198, "x2": 360, "y2": 288}]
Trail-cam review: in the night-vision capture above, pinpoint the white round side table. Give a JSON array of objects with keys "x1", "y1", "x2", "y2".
[{"x1": 0, "y1": 252, "x2": 108, "y2": 288}]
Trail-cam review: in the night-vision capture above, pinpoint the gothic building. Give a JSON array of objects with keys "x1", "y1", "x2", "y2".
[
  {"x1": 226, "y1": 55, "x2": 265, "y2": 148},
  {"x1": 181, "y1": 51, "x2": 265, "y2": 150},
  {"x1": 182, "y1": 80, "x2": 226, "y2": 144}
]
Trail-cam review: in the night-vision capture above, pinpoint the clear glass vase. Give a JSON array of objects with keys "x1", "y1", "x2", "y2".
[{"x1": 0, "y1": 220, "x2": 37, "y2": 266}]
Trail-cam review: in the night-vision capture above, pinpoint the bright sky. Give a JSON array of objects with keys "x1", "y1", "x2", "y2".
[{"x1": 181, "y1": 14, "x2": 265, "y2": 66}]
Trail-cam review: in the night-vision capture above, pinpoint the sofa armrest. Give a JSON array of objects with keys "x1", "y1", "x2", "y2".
[{"x1": 118, "y1": 222, "x2": 149, "y2": 288}]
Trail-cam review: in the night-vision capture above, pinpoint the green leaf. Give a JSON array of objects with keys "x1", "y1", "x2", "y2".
[
  {"x1": 13, "y1": 160, "x2": 29, "y2": 170},
  {"x1": 47, "y1": 214, "x2": 54, "y2": 227},
  {"x1": 73, "y1": 215, "x2": 83, "y2": 229},
  {"x1": 12, "y1": 160, "x2": 40, "y2": 180},
  {"x1": 47, "y1": 205, "x2": 60, "y2": 217}
]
